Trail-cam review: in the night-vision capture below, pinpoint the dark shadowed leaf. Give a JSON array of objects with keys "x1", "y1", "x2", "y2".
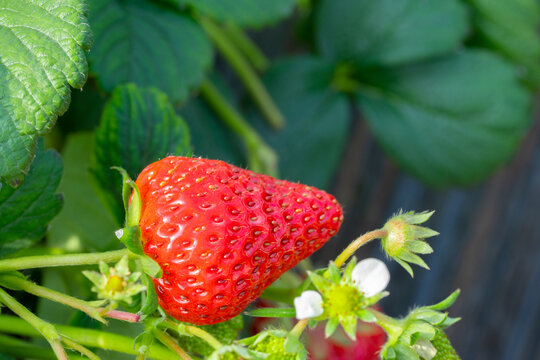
[
  {"x1": 0, "y1": 142, "x2": 63, "y2": 257},
  {"x1": 249, "y1": 56, "x2": 349, "y2": 189},
  {"x1": 0, "y1": 0, "x2": 92, "y2": 184},
  {"x1": 177, "y1": 0, "x2": 295, "y2": 28},
  {"x1": 88, "y1": 0, "x2": 212, "y2": 103},
  {"x1": 357, "y1": 50, "x2": 531, "y2": 187},
  {"x1": 90, "y1": 84, "x2": 192, "y2": 224},
  {"x1": 466, "y1": 0, "x2": 540, "y2": 87},
  {"x1": 315, "y1": 0, "x2": 468, "y2": 66}
]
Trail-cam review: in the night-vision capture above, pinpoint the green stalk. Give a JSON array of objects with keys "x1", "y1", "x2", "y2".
[
  {"x1": 0, "y1": 334, "x2": 86, "y2": 360},
  {"x1": 199, "y1": 79, "x2": 278, "y2": 177},
  {"x1": 62, "y1": 337, "x2": 101, "y2": 360},
  {"x1": 222, "y1": 23, "x2": 269, "y2": 72},
  {"x1": 0, "y1": 273, "x2": 105, "y2": 323},
  {"x1": 289, "y1": 319, "x2": 308, "y2": 338},
  {"x1": 0, "y1": 248, "x2": 131, "y2": 273},
  {"x1": 334, "y1": 229, "x2": 388, "y2": 268},
  {"x1": 0, "y1": 315, "x2": 176, "y2": 360},
  {"x1": 199, "y1": 16, "x2": 285, "y2": 129},
  {"x1": 153, "y1": 329, "x2": 192, "y2": 360},
  {"x1": 0, "y1": 288, "x2": 68, "y2": 360},
  {"x1": 160, "y1": 319, "x2": 223, "y2": 350}
]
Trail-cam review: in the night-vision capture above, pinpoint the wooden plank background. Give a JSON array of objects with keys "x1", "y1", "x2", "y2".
[{"x1": 314, "y1": 105, "x2": 540, "y2": 359}]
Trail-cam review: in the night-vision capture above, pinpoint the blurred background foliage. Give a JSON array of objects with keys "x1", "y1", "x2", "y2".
[{"x1": 1, "y1": 0, "x2": 540, "y2": 358}]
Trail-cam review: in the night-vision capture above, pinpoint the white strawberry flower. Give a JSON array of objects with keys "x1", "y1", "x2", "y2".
[
  {"x1": 294, "y1": 290, "x2": 324, "y2": 319},
  {"x1": 351, "y1": 258, "x2": 390, "y2": 297}
]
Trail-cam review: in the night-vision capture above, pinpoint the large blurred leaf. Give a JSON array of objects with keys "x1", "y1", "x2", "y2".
[
  {"x1": 177, "y1": 0, "x2": 295, "y2": 28},
  {"x1": 180, "y1": 95, "x2": 246, "y2": 167},
  {"x1": 249, "y1": 56, "x2": 349, "y2": 189},
  {"x1": 357, "y1": 51, "x2": 531, "y2": 187},
  {"x1": 90, "y1": 84, "x2": 192, "y2": 225},
  {"x1": 0, "y1": 0, "x2": 92, "y2": 185},
  {"x1": 315, "y1": 0, "x2": 468, "y2": 66},
  {"x1": 49, "y1": 133, "x2": 117, "y2": 252},
  {"x1": 0, "y1": 142, "x2": 63, "y2": 257},
  {"x1": 465, "y1": 0, "x2": 540, "y2": 87},
  {"x1": 88, "y1": 0, "x2": 212, "y2": 103}
]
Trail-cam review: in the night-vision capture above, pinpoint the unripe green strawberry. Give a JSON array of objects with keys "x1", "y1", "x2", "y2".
[
  {"x1": 250, "y1": 336, "x2": 296, "y2": 360},
  {"x1": 242, "y1": 330, "x2": 306, "y2": 360},
  {"x1": 432, "y1": 330, "x2": 460, "y2": 360},
  {"x1": 175, "y1": 315, "x2": 244, "y2": 357},
  {"x1": 136, "y1": 156, "x2": 343, "y2": 325}
]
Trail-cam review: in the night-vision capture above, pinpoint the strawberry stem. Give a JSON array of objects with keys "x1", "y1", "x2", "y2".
[
  {"x1": 0, "y1": 315, "x2": 176, "y2": 359},
  {"x1": 0, "y1": 273, "x2": 106, "y2": 323},
  {"x1": 289, "y1": 319, "x2": 309, "y2": 338},
  {"x1": 0, "y1": 248, "x2": 131, "y2": 272},
  {"x1": 0, "y1": 288, "x2": 68, "y2": 360},
  {"x1": 199, "y1": 79, "x2": 278, "y2": 177},
  {"x1": 153, "y1": 329, "x2": 193, "y2": 360},
  {"x1": 334, "y1": 229, "x2": 388, "y2": 268},
  {"x1": 198, "y1": 16, "x2": 285, "y2": 129},
  {"x1": 160, "y1": 319, "x2": 223, "y2": 350},
  {"x1": 103, "y1": 309, "x2": 140, "y2": 323},
  {"x1": 222, "y1": 23, "x2": 269, "y2": 72},
  {"x1": 61, "y1": 337, "x2": 100, "y2": 360}
]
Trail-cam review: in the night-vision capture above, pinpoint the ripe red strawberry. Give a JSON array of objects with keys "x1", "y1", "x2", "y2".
[{"x1": 136, "y1": 156, "x2": 343, "y2": 325}]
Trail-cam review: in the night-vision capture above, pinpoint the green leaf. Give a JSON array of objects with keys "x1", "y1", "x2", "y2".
[
  {"x1": 116, "y1": 226, "x2": 143, "y2": 255},
  {"x1": 357, "y1": 50, "x2": 531, "y2": 187},
  {"x1": 0, "y1": 142, "x2": 62, "y2": 257},
  {"x1": 179, "y1": 77, "x2": 246, "y2": 167},
  {"x1": 48, "y1": 133, "x2": 118, "y2": 252},
  {"x1": 90, "y1": 84, "x2": 192, "y2": 224},
  {"x1": 177, "y1": 0, "x2": 295, "y2": 28},
  {"x1": 139, "y1": 255, "x2": 162, "y2": 278},
  {"x1": 88, "y1": 0, "x2": 212, "y2": 104},
  {"x1": 250, "y1": 56, "x2": 349, "y2": 189},
  {"x1": 0, "y1": 0, "x2": 92, "y2": 184},
  {"x1": 466, "y1": 0, "x2": 540, "y2": 87},
  {"x1": 315, "y1": 0, "x2": 468, "y2": 66},
  {"x1": 246, "y1": 308, "x2": 296, "y2": 318}
]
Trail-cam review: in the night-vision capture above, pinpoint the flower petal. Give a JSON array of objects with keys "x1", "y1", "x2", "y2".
[
  {"x1": 294, "y1": 290, "x2": 324, "y2": 319},
  {"x1": 351, "y1": 258, "x2": 390, "y2": 297}
]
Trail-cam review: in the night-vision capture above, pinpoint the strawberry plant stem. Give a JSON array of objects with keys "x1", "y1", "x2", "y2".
[
  {"x1": 199, "y1": 16, "x2": 285, "y2": 129},
  {"x1": 61, "y1": 337, "x2": 101, "y2": 360},
  {"x1": 0, "y1": 315, "x2": 176, "y2": 360},
  {"x1": 368, "y1": 308, "x2": 404, "y2": 343},
  {"x1": 0, "y1": 248, "x2": 131, "y2": 272},
  {"x1": 222, "y1": 23, "x2": 269, "y2": 72},
  {"x1": 0, "y1": 334, "x2": 86, "y2": 360},
  {"x1": 0, "y1": 273, "x2": 105, "y2": 323},
  {"x1": 103, "y1": 309, "x2": 140, "y2": 323},
  {"x1": 289, "y1": 319, "x2": 309, "y2": 338},
  {"x1": 0, "y1": 288, "x2": 68, "y2": 360},
  {"x1": 160, "y1": 319, "x2": 223, "y2": 350},
  {"x1": 199, "y1": 79, "x2": 278, "y2": 177},
  {"x1": 334, "y1": 229, "x2": 388, "y2": 268},
  {"x1": 153, "y1": 329, "x2": 192, "y2": 360}
]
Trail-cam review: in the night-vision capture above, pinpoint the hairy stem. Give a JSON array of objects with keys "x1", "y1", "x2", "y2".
[
  {"x1": 0, "y1": 273, "x2": 105, "y2": 323},
  {"x1": 0, "y1": 288, "x2": 68, "y2": 360},
  {"x1": 199, "y1": 79, "x2": 278, "y2": 177},
  {"x1": 0, "y1": 248, "x2": 131, "y2": 272},
  {"x1": 199, "y1": 16, "x2": 285, "y2": 129},
  {"x1": 0, "y1": 315, "x2": 176, "y2": 360},
  {"x1": 62, "y1": 337, "x2": 101, "y2": 360},
  {"x1": 153, "y1": 329, "x2": 192, "y2": 360},
  {"x1": 334, "y1": 229, "x2": 388, "y2": 268},
  {"x1": 0, "y1": 334, "x2": 86, "y2": 360},
  {"x1": 289, "y1": 319, "x2": 308, "y2": 338},
  {"x1": 222, "y1": 23, "x2": 269, "y2": 72},
  {"x1": 160, "y1": 319, "x2": 223, "y2": 350}
]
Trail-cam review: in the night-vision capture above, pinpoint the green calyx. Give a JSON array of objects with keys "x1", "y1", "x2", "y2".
[
  {"x1": 377, "y1": 290, "x2": 461, "y2": 360},
  {"x1": 240, "y1": 330, "x2": 306, "y2": 360},
  {"x1": 381, "y1": 211, "x2": 438, "y2": 277},
  {"x1": 82, "y1": 255, "x2": 145, "y2": 307}
]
